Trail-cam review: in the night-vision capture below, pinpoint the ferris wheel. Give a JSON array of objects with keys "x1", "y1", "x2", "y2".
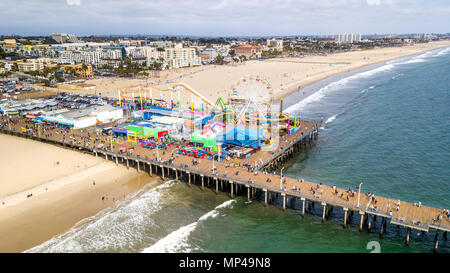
[{"x1": 230, "y1": 75, "x2": 273, "y2": 107}]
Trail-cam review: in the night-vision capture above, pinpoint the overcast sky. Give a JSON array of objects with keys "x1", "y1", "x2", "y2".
[{"x1": 1, "y1": 0, "x2": 449, "y2": 36}]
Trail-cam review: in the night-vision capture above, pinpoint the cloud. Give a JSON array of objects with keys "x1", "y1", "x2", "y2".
[
  {"x1": 0, "y1": 0, "x2": 449, "y2": 36},
  {"x1": 366, "y1": 0, "x2": 381, "y2": 5},
  {"x1": 67, "y1": 0, "x2": 81, "y2": 6}
]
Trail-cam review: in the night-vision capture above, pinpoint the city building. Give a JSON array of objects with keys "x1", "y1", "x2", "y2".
[
  {"x1": 164, "y1": 43, "x2": 201, "y2": 69},
  {"x1": 17, "y1": 60, "x2": 44, "y2": 72},
  {"x1": 266, "y1": 38, "x2": 283, "y2": 51},
  {"x1": 52, "y1": 33, "x2": 80, "y2": 44},
  {"x1": 234, "y1": 44, "x2": 264, "y2": 59},
  {"x1": 335, "y1": 34, "x2": 362, "y2": 43}
]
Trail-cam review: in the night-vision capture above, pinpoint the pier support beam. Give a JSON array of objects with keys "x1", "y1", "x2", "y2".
[
  {"x1": 434, "y1": 230, "x2": 440, "y2": 253},
  {"x1": 282, "y1": 193, "x2": 286, "y2": 211},
  {"x1": 380, "y1": 217, "x2": 386, "y2": 239},
  {"x1": 149, "y1": 163, "x2": 152, "y2": 176},
  {"x1": 115, "y1": 156, "x2": 118, "y2": 166},
  {"x1": 137, "y1": 161, "x2": 140, "y2": 172},
  {"x1": 405, "y1": 227, "x2": 411, "y2": 246},
  {"x1": 188, "y1": 172, "x2": 191, "y2": 186},
  {"x1": 367, "y1": 215, "x2": 372, "y2": 233},
  {"x1": 343, "y1": 208, "x2": 348, "y2": 228},
  {"x1": 359, "y1": 212, "x2": 365, "y2": 232},
  {"x1": 161, "y1": 166, "x2": 164, "y2": 179},
  {"x1": 215, "y1": 178, "x2": 218, "y2": 194},
  {"x1": 301, "y1": 198, "x2": 305, "y2": 217},
  {"x1": 264, "y1": 189, "x2": 268, "y2": 207},
  {"x1": 105, "y1": 154, "x2": 108, "y2": 161},
  {"x1": 246, "y1": 185, "x2": 250, "y2": 201},
  {"x1": 95, "y1": 151, "x2": 98, "y2": 157},
  {"x1": 126, "y1": 158, "x2": 129, "y2": 169},
  {"x1": 201, "y1": 175, "x2": 204, "y2": 190},
  {"x1": 174, "y1": 169, "x2": 178, "y2": 180},
  {"x1": 230, "y1": 181, "x2": 234, "y2": 198},
  {"x1": 321, "y1": 202, "x2": 327, "y2": 222}
]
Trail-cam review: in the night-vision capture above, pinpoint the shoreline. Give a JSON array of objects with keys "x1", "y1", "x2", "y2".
[
  {"x1": 0, "y1": 134, "x2": 159, "y2": 253},
  {"x1": 32, "y1": 40, "x2": 450, "y2": 110},
  {"x1": 272, "y1": 42, "x2": 450, "y2": 102}
]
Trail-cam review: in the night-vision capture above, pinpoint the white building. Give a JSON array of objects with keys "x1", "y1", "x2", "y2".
[
  {"x1": 40, "y1": 104, "x2": 123, "y2": 129},
  {"x1": 164, "y1": 43, "x2": 201, "y2": 69},
  {"x1": 266, "y1": 38, "x2": 283, "y2": 51},
  {"x1": 335, "y1": 34, "x2": 361, "y2": 44},
  {"x1": 52, "y1": 33, "x2": 80, "y2": 44}
]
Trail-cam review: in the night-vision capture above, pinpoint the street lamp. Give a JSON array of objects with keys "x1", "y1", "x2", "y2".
[
  {"x1": 357, "y1": 182, "x2": 363, "y2": 208},
  {"x1": 280, "y1": 167, "x2": 285, "y2": 190}
]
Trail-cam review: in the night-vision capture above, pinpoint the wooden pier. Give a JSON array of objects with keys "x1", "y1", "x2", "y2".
[{"x1": 0, "y1": 117, "x2": 449, "y2": 252}]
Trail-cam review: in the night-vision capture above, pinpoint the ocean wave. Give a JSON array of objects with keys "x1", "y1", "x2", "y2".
[
  {"x1": 325, "y1": 115, "x2": 337, "y2": 124},
  {"x1": 142, "y1": 199, "x2": 236, "y2": 253},
  {"x1": 391, "y1": 74, "x2": 404, "y2": 80},
  {"x1": 433, "y1": 46, "x2": 450, "y2": 57},
  {"x1": 286, "y1": 47, "x2": 450, "y2": 113},
  {"x1": 26, "y1": 180, "x2": 177, "y2": 253},
  {"x1": 286, "y1": 64, "x2": 394, "y2": 113},
  {"x1": 361, "y1": 85, "x2": 376, "y2": 94}
]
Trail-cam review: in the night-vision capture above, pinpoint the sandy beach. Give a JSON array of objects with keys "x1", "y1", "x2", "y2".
[
  {"x1": 0, "y1": 134, "x2": 158, "y2": 252},
  {"x1": 44, "y1": 40, "x2": 450, "y2": 108}
]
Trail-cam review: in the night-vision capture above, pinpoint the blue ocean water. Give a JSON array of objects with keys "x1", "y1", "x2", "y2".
[{"x1": 29, "y1": 46, "x2": 450, "y2": 253}]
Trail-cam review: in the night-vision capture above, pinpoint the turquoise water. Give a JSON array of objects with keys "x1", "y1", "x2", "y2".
[{"x1": 29, "y1": 46, "x2": 450, "y2": 253}]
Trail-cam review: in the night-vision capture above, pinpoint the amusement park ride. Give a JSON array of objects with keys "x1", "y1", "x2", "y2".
[{"x1": 115, "y1": 76, "x2": 301, "y2": 154}]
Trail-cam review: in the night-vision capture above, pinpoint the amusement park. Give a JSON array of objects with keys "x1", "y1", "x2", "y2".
[{"x1": 108, "y1": 75, "x2": 303, "y2": 163}]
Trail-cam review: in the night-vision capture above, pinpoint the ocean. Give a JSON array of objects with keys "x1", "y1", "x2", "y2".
[{"x1": 28, "y1": 46, "x2": 450, "y2": 253}]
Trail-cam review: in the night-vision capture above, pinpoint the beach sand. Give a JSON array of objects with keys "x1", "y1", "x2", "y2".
[
  {"x1": 41, "y1": 40, "x2": 450, "y2": 108},
  {"x1": 0, "y1": 134, "x2": 158, "y2": 252}
]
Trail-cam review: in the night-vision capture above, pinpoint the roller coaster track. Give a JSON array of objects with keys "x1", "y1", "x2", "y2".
[{"x1": 119, "y1": 83, "x2": 216, "y2": 108}]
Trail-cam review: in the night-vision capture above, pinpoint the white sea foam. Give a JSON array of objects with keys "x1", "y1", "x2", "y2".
[
  {"x1": 26, "y1": 180, "x2": 178, "y2": 253},
  {"x1": 361, "y1": 85, "x2": 376, "y2": 94},
  {"x1": 286, "y1": 63, "x2": 394, "y2": 113},
  {"x1": 391, "y1": 73, "x2": 404, "y2": 80},
  {"x1": 325, "y1": 115, "x2": 337, "y2": 124},
  {"x1": 286, "y1": 47, "x2": 449, "y2": 113},
  {"x1": 142, "y1": 199, "x2": 236, "y2": 253}
]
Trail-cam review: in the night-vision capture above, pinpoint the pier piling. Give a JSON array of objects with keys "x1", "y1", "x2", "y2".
[
  {"x1": 264, "y1": 189, "x2": 268, "y2": 207},
  {"x1": 321, "y1": 202, "x2": 327, "y2": 222},
  {"x1": 434, "y1": 230, "x2": 440, "y2": 253},
  {"x1": 405, "y1": 227, "x2": 411, "y2": 246},
  {"x1": 215, "y1": 178, "x2": 218, "y2": 194},
  {"x1": 380, "y1": 217, "x2": 385, "y2": 239},
  {"x1": 230, "y1": 181, "x2": 234, "y2": 198},
  {"x1": 201, "y1": 175, "x2": 204, "y2": 190},
  {"x1": 301, "y1": 198, "x2": 305, "y2": 217},
  {"x1": 246, "y1": 185, "x2": 250, "y2": 202},
  {"x1": 343, "y1": 208, "x2": 348, "y2": 228},
  {"x1": 282, "y1": 193, "x2": 286, "y2": 211},
  {"x1": 359, "y1": 212, "x2": 365, "y2": 232}
]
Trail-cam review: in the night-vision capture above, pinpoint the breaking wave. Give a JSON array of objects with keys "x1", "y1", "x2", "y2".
[
  {"x1": 142, "y1": 199, "x2": 236, "y2": 253},
  {"x1": 285, "y1": 46, "x2": 449, "y2": 113},
  {"x1": 26, "y1": 180, "x2": 177, "y2": 253}
]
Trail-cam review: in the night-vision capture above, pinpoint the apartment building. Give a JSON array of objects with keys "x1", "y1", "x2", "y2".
[{"x1": 164, "y1": 43, "x2": 201, "y2": 69}]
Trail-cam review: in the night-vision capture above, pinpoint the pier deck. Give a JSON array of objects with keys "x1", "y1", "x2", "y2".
[{"x1": 1, "y1": 116, "x2": 449, "y2": 251}]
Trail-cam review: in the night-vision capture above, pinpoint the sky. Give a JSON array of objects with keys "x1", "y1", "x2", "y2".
[{"x1": 0, "y1": 0, "x2": 449, "y2": 36}]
